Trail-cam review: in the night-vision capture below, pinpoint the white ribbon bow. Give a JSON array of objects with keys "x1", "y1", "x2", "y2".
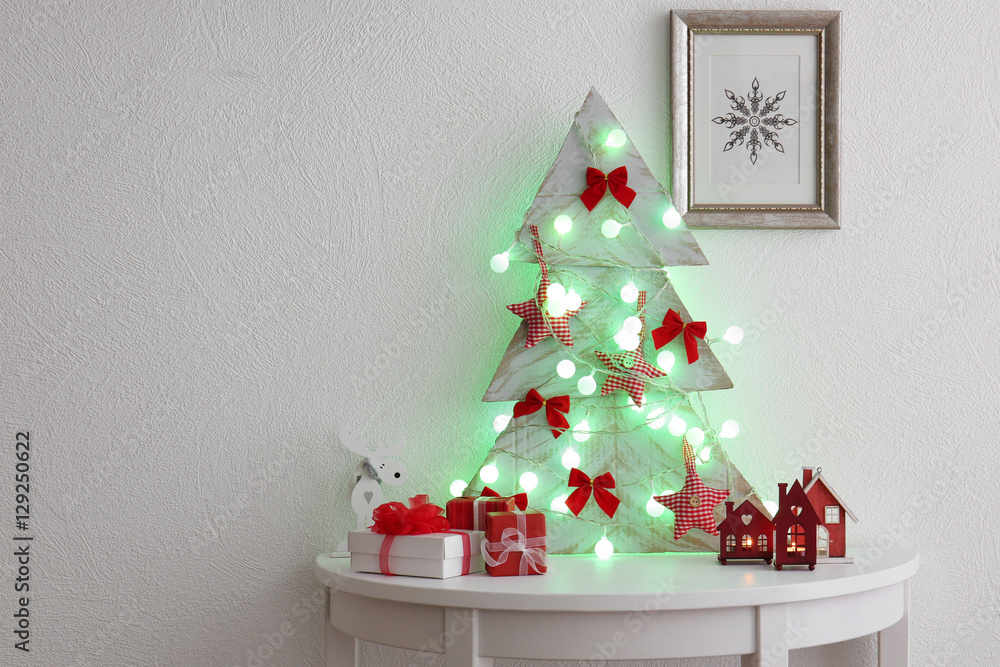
[{"x1": 480, "y1": 511, "x2": 546, "y2": 575}]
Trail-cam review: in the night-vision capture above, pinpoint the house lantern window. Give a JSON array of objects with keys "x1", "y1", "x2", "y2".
[
  {"x1": 825, "y1": 506, "x2": 840, "y2": 524},
  {"x1": 787, "y1": 524, "x2": 805, "y2": 554}
]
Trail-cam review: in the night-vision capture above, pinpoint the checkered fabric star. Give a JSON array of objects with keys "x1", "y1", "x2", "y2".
[
  {"x1": 507, "y1": 225, "x2": 585, "y2": 348},
  {"x1": 654, "y1": 437, "x2": 730, "y2": 539},
  {"x1": 593, "y1": 292, "x2": 665, "y2": 406}
]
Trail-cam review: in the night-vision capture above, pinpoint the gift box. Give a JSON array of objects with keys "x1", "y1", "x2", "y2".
[
  {"x1": 446, "y1": 489, "x2": 518, "y2": 531},
  {"x1": 349, "y1": 529, "x2": 485, "y2": 578},
  {"x1": 481, "y1": 510, "x2": 547, "y2": 576}
]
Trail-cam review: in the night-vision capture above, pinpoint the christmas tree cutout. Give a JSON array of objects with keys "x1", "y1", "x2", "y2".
[{"x1": 477, "y1": 89, "x2": 765, "y2": 555}]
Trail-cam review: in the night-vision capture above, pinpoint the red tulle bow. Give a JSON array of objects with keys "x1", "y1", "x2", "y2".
[
  {"x1": 579, "y1": 166, "x2": 637, "y2": 211},
  {"x1": 565, "y1": 468, "x2": 621, "y2": 518},
  {"x1": 513, "y1": 388, "x2": 570, "y2": 439},
  {"x1": 481, "y1": 487, "x2": 529, "y2": 511},
  {"x1": 651, "y1": 309, "x2": 707, "y2": 364},
  {"x1": 370, "y1": 501, "x2": 450, "y2": 535}
]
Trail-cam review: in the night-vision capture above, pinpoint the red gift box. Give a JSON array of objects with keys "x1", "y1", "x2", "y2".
[
  {"x1": 481, "y1": 510, "x2": 547, "y2": 576},
  {"x1": 447, "y1": 491, "x2": 516, "y2": 531}
]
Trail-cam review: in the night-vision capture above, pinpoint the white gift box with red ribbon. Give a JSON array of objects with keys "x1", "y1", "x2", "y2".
[{"x1": 348, "y1": 529, "x2": 485, "y2": 579}]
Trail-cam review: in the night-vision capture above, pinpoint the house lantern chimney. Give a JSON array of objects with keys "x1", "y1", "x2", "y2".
[
  {"x1": 802, "y1": 467, "x2": 815, "y2": 486},
  {"x1": 778, "y1": 483, "x2": 788, "y2": 501}
]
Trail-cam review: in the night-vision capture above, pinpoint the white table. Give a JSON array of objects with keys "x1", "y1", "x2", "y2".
[{"x1": 315, "y1": 548, "x2": 917, "y2": 666}]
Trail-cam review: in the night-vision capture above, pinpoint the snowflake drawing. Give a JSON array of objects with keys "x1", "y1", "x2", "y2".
[{"x1": 712, "y1": 78, "x2": 797, "y2": 165}]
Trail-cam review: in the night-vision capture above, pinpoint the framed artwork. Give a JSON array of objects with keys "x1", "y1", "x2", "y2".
[{"x1": 671, "y1": 10, "x2": 841, "y2": 229}]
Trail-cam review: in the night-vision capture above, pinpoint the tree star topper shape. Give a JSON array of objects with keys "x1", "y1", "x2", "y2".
[
  {"x1": 507, "y1": 225, "x2": 585, "y2": 348},
  {"x1": 593, "y1": 291, "x2": 665, "y2": 406},
  {"x1": 712, "y1": 77, "x2": 797, "y2": 165},
  {"x1": 654, "y1": 437, "x2": 730, "y2": 540}
]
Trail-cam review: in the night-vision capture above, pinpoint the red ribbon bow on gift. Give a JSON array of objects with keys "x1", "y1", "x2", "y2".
[
  {"x1": 481, "y1": 486, "x2": 529, "y2": 511},
  {"x1": 651, "y1": 309, "x2": 707, "y2": 364},
  {"x1": 565, "y1": 468, "x2": 621, "y2": 518},
  {"x1": 579, "y1": 166, "x2": 637, "y2": 211},
  {"x1": 369, "y1": 501, "x2": 450, "y2": 535},
  {"x1": 513, "y1": 388, "x2": 570, "y2": 439}
]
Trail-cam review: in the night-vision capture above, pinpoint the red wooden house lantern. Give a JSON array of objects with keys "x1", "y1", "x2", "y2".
[
  {"x1": 774, "y1": 481, "x2": 822, "y2": 570},
  {"x1": 717, "y1": 500, "x2": 774, "y2": 565},
  {"x1": 801, "y1": 467, "x2": 858, "y2": 559}
]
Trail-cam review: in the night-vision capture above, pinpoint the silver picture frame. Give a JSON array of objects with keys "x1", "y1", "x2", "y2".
[{"x1": 671, "y1": 10, "x2": 841, "y2": 229}]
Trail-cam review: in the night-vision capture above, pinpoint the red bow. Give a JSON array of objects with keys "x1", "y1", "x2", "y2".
[
  {"x1": 565, "y1": 468, "x2": 621, "y2": 518},
  {"x1": 370, "y1": 501, "x2": 450, "y2": 535},
  {"x1": 579, "y1": 166, "x2": 637, "y2": 211},
  {"x1": 481, "y1": 486, "x2": 529, "y2": 511},
  {"x1": 651, "y1": 309, "x2": 707, "y2": 364},
  {"x1": 513, "y1": 388, "x2": 570, "y2": 439}
]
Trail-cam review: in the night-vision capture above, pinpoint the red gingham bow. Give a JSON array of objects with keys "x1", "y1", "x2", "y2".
[
  {"x1": 565, "y1": 468, "x2": 621, "y2": 518},
  {"x1": 652, "y1": 309, "x2": 707, "y2": 364},
  {"x1": 579, "y1": 166, "x2": 637, "y2": 211},
  {"x1": 480, "y1": 486, "x2": 529, "y2": 511},
  {"x1": 513, "y1": 388, "x2": 570, "y2": 439}
]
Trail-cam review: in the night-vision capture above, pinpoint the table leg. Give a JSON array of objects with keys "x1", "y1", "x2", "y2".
[
  {"x1": 444, "y1": 608, "x2": 493, "y2": 667},
  {"x1": 878, "y1": 580, "x2": 909, "y2": 666},
  {"x1": 325, "y1": 588, "x2": 358, "y2": 667},
  {"x1": 741, "y1": 603, "x2": 789, "y2": 667}
]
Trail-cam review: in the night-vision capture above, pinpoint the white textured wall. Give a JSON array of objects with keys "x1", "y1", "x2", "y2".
[{"x1": 0, "y1": 0, "x2": 995, "y2": 665}]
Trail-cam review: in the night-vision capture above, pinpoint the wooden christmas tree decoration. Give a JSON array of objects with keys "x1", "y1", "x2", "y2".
[{"x1": 477, "y1": 89, "x2": 764, "y2": 554}]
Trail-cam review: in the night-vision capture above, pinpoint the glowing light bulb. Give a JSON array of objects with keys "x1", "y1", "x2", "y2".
[
  {"x1": 723, "y1": 326, "x2": 744, "y2": 345},
  {"x1": 662, "y1": 205, "x2": 682, "y2": 229},
  {"x1": 577, "y1": 374, "x2": 597, "y2": 395},
  {"x1": 554, "y1": 214, "x2": 573, "y2": 234},
  {"x1": 720, "y1": 419, "x2": 740, "y2": 439},
  {"x1": 564, "y1": 289, "x2": 582, "y2": 311},
  {"x1": 605, "y1": 129, "x2": 627, "y2": 148},
  {"x1": 571, "y1": 421, "x2": 591, "y2": 444},
  {"x1": 764, "y1": 500, "x2": 779, "y2": 517},
  {"x1": 698, "y1": 447, "x2": 712, "y2": 463},
  {"x1": 545, "y1": 282, "x2": 568, "y2": 318},
  {"x1": 595, "y1": 536, "x2": 614, "y2": 559},
  {"x1": 646, "y1": 496, "x2": 665, "y2": 517},
  {"x1": 551, "y1": 495, "x2": 569, "y2": 513},
  {"x1": 562, "y1": 446, "x2": 582, "y2": 468},
  {"x1": 601, "y1": 219, "x2": 621, "y2": 238},
  {"x1": 686, "y1": 427, "x2": 705, "y2": 447},
  {"x1": 614, "y1": 330, "x2": 641, "y2": 351},
  {"x1": 490, "y1": 252, "x2": 509, "y2": 273},
  {"x1": 668, "y1": 415, "x2": 687, "y2": 437},
  {"x1": 647, "y1": 408, "x2": 666, "y2": 430},
  {"x1": 450, "y1": 480, "x2": 467, "y2": 497},
  {"x1": 519, "y1": 471, "x2": 538, "y2": 492},
  {"x1": 656, "y1": 350, "x2": 675, "y2": 372},
  {"x1": 557, "y1": 359, "x2": 576, "y2": 379},
  {"x1": 622, "y1": 316, "x2": 642, "y2": 335},
  {"x1": 479, "y1": 463, "x2": 499, "y2": 484},
  {"x1": 620, "y1": 281, "x2": 638, "y2": 303},
  {"x1": 493, "y1": 415, "x2": 511, "y2": 433}
]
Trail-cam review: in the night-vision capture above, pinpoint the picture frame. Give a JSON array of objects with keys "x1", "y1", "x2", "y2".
[{"x1": 671, "y1": 10, "x2": 841, "y2": 229}]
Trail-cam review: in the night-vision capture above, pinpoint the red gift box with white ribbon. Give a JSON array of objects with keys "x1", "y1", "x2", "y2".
[
  {"x1": 481, "y1": 509, "x2": 547, "y2": 576},
  {"x1": 446, "y1": 487, "x2": 522, "y2": 531}
]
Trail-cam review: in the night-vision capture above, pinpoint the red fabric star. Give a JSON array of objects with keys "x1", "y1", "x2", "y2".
[
  {"x1": 593, "y1": 292, "x2": 665, "y2": 406},
  {"x1": 507, "y1": 225, "x2": 585, "y2": 348},
  {"x1": 654, "y1": 437, "x2": 730, "y2": 540}
]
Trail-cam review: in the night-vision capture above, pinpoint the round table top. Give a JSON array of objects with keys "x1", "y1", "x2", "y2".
[{"x1": 316, "y1": 548, "x2": 918, "y2": 612}]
